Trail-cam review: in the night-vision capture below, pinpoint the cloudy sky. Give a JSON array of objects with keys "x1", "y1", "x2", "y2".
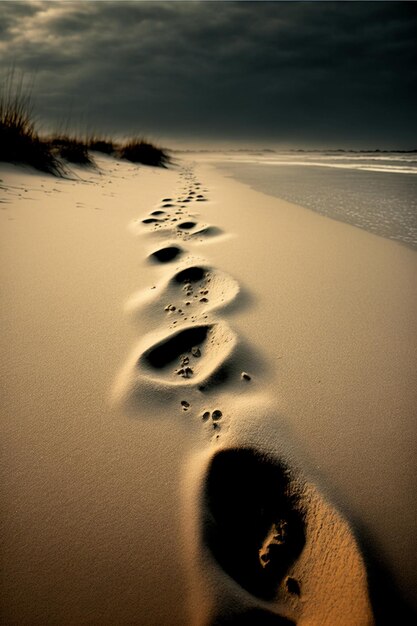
[{"x1": 1, "y1": 1, "x2": 416, "y2": 149}]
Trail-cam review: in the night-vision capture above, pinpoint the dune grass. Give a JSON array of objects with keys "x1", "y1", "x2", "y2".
[
  {"x1": 49, "y1": 135, "x2": 94, "y2": 166},
  {"x1": 0, "y1": 73, "x2": 170, "y2": 174},
  {"x1": 118, "y1": 138, "x2": 170, "y2": 167},
  {"x1": 88, "y1": 136, "x2": 116, "y2": 155},
  {"x1": 0, "y1": 73, "x2": 62, "y2": 175}
]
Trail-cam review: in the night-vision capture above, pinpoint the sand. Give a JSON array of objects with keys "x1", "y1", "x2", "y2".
[{"x1": 0, "y1": 154, "x2": 416, "y2": 624}]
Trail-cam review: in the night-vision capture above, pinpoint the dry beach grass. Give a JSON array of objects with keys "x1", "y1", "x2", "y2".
[{"x1": 0, "y1": 75, "x2": 169, "y2": 173}]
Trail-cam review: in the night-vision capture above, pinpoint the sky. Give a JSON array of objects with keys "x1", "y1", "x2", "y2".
[{"x1": 1, "y1": 0, "x2": 416, "y2": 149}]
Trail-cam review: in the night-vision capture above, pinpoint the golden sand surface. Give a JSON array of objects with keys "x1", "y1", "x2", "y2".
[{"x1": 1, "y1": 155, "x2": 415, "y2": 623}]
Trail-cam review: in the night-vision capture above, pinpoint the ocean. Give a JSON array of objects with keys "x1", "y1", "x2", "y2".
[{"x1": 214, "y1": 152, "x2": 417, "y2": 250}]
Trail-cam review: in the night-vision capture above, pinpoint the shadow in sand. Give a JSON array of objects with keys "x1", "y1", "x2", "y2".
[
  {"x1": 210, "y1": 607, "x2": 294, "y2": 626},
  {"x1": 142, "y1": 325, "x2": 211, "y2": 369},
  {"x1": 203, "y1": 448, "x2": 305, "y2": 601},
  {"x1": 353, "y1": 523, "x2": 417, "y2": 625}
]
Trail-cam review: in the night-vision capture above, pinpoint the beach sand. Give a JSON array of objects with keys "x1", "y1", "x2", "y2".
[{"x1": 0, "y1": 154, "x2": 416, "y2": 624}]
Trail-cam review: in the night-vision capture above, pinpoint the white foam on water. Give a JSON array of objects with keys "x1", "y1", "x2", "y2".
[{"x1": 215, "y1": 153, "x2": 417, "y2": 249}]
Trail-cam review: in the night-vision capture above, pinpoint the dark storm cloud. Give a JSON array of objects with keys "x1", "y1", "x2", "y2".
[{"x1": 1, "y1": 1, "x2": 416, "y2": 147}]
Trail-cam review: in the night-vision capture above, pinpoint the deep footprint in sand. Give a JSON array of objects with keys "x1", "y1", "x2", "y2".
[
  {"x1": 127, "y1": 263, "x2": 240, "y2": 323},
  {"x1": 148, "y1": 245, "x2": 183, "y2": 263},
  {"x1": 177, "y1": 223, "x2": 225, "y2": 243},
  {"x1": 136, "y1": 320, "x2": 237, "y2": 386},
  {"x1": 142, "y1": 217, "x2": 162, "y2": 224},
  {"x1": 177, "y1": 221, "x2": 197, "y2": 230},
  {"x1": 137, "y1": 213, "x2": 209, "y2": 240},
  {"x1": 202, "y1": 448, "x2": 306, "y2": 601},
  {"x1": 168, "y1": 264, "x2": 239, "y2": 315},
  {"x1": 190, "y1": 225, "x2": 224, "y2": 240}
]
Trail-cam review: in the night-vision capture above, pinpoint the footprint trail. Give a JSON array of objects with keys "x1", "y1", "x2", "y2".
[{"x1": 113, "y1": 163, "x2": 373, "y2": 625}]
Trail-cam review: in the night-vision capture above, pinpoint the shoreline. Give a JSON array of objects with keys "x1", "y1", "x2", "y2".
[
  {"x1": 201, "y1": 154, "x2": 417, "y2": 251},
  {"x1": 1, "y1": 156, "x2": 416, "y2": 623}
]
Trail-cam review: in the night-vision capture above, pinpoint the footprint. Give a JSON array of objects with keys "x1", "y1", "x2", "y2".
[
  {"x1": 169, "y1": 264, "x2": 239, "y2": 314},
  {"x1": 202, "y1": 448, "x2": 306, "y2": 600},
  {"x1": 142, "y1": 217, "x2": 161, "y2": 224},
  {"x1": 137, "y1": 321, "x2": 237, "y2": 386},
  {"x1": 148, "y1": 245, "x2": 183, "y2": 263},
  {"x1": 136, "y1": 213, "x2": 202, "y2": 239},
  {"x1": 127, "y1": 263, "x2": 240, "y2": 323},
  {"x1": 173, "y1": 265, "x2": 206, "y2": 283},
  {"x1": 190, "y1": 225, "x2": 224, "y2": 240},
  {"x1": 177, "y1": 221, "x2": 197, "y2": 230}
]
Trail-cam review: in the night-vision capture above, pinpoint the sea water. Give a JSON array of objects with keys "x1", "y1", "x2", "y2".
[{"x1": 215, "y1": 152, "x2": 417, "y2": 250}]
